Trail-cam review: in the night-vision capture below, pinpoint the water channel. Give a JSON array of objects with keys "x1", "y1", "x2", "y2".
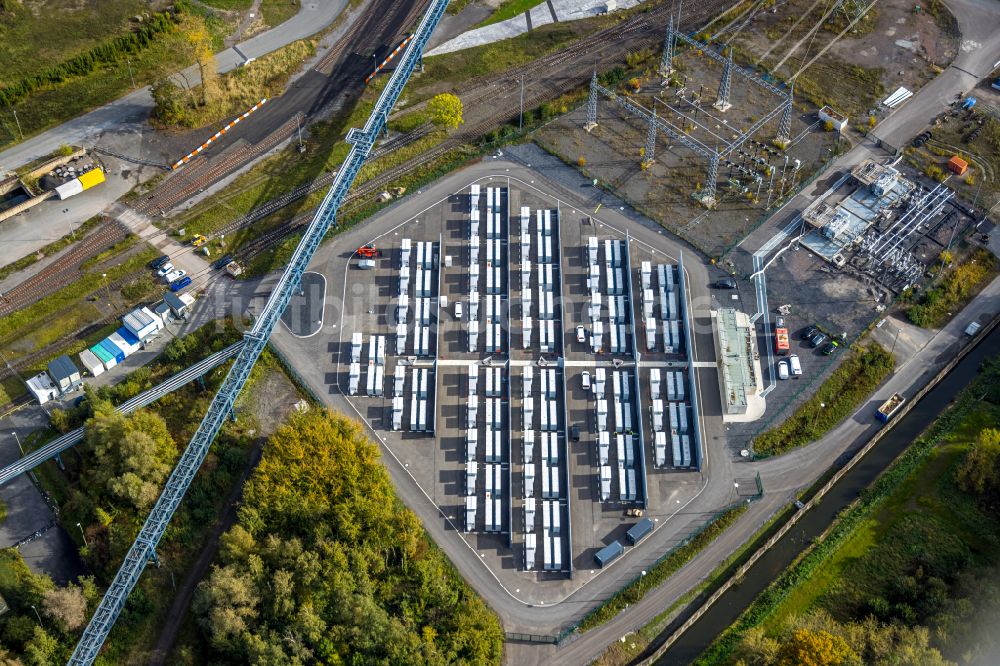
[{"x1": 652, "y1": 325, "x2": 1000, "y2": 664}]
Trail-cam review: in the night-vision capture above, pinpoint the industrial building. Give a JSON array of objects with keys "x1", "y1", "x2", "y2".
[{"x1": 713, "y1": 308, "x2": 761, "y2": 418}]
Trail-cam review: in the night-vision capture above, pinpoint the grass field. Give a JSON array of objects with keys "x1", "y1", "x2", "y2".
[
  {"x1": 477, "y1": 0, "x2": 547, "y2": 27},
  {"x1": 697, "y1": 359, "x2": 1000, "y2": 665}
]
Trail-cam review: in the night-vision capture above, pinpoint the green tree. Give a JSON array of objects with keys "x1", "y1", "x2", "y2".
[
  {"x1": 428, "y1": 93, "x2": 464, "y2": 130},
  {"x1": 22, "y1": 626, "x2": 59, "y2": 666},
  {"x1": 84, "y1": 401, "x2": 176, "y2": 510},
  {"x1": 956, "y1": 428, "x2": 1000, "y2": 497}
]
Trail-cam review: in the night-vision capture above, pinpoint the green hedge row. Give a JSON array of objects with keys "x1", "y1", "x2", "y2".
[{"x1": 0, "y1": 12, "x2": 177, "y2": 108}]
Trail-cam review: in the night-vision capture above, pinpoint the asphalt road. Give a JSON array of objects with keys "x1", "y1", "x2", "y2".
[{"x1": 871, "y1": 0, "x2": 1000, "y2": 152}]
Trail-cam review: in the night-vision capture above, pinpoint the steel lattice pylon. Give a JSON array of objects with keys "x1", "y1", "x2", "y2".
[
  {"x1": 643, "y1": 103, "x2": 658, "y2": 166},
  {"x1": 68, "y1": 1, "x2": 452, "y2": 663},
  {"x1": 776, "y1": 83, "x2": 794, "y2": 146},
  {"x1": 715, "y1": 48, "x2": 733, "y2": 111},
  {"x1": 585, "y1": 70, "x2": 599, "y2": 130},
  {"x1": 659, "y1": 15, "x2": 675, "y2": 76}
]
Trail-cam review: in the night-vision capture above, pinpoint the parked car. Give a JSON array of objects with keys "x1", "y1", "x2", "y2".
[
  {"x1": 777, "y1": 360, "x2": 790, "y2": 380},
  {"x1": 149, "y1": 254, "x2": 170, "y2": 270},
  {"x1": 809, "y1": 332, "x2": 827, "y2": 348},
  {"x1": 164, "y1": 269, "x2": 187, "y2": 283},
  {"x1": 714, "y1": 277, "x2": 737, "y2": 289},
  {"x1": 170, "y1": 276, "x2": 192, "y2": 292},
  {"x1": 581, "y1": 371, "x2": 591, "y2": 391},
  {"x1": 455, "y1": 302, "x2": 463, "y2": 320},
  {"x1": 822, "y1": 340, "x2": 840, "y2": 355},
  {"x1": 576, "y1": 325, "x2": 586, "y2": 343},
  {"x1": 156, "y1": 262, "x2": 175, "y2": 278},
  {"x1": 801, "y1": 325, "x2": 819, "y2": 340},
  {"x1": 212, "y1": 254, "x2": 234, "y2": 270},
  {"x1": 570, "y1": 425, "x2": 581, "y2": 442},
  {"x1": 789, "y1": 354, "x2": 802, "y2": 376}
]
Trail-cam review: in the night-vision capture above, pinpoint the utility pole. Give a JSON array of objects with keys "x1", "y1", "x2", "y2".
[
  {"x1": 101, "y1": 273, "x2": 110, "y2": 301},
  {"x1": 76, "y1": 522, "x2": 89, "y2": 547},
  {"x1": 13, "y1": 432, "x2": 24, "y2": 458},
  {"x1": 12, "y1": 108, "x2": 22, "y2": 139}
]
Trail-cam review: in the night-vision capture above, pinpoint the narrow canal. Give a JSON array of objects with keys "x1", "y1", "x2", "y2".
[{"x1": 653, "y1": 325, "x2": 1000, "y2": 664}]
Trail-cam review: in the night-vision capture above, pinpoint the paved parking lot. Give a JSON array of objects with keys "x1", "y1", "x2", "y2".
[{"x1": 329, "y1": 172, "x2": 716, "y2": 598}]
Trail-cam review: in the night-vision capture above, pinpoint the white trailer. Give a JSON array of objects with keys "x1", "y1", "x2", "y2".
[
  {"x1": 522, "y1": 316, "x2": 533, "y2": 348},
  {"x1": 592, "y1": 320, "x2": 604, "y2": 353},
  {"x1": 641, "y1": 261, "x2": 652, "y2": 289},
  {"x1": 588, "y1": 236, "x2": 599, "y2": 264},
  {"x1": 525, "y1": 497, "x2": 536, "y2": 528},
  {"x1": 366, "y1": 361, "x2": 377, "y2": 396},
  {"x1": 373, "y1": 365, "x2": 384, "y2": 397},
  {"x1": 597, "y1": 399, "x2": 608, "y2": 432}
]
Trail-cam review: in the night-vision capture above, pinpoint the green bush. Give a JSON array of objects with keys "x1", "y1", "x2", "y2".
[
  {"x1": 907, "y1": 250, "x2": 998, "y2": 328},
  {"x1": 754, "y1": 344, "x2": 894, "y2": 456}
]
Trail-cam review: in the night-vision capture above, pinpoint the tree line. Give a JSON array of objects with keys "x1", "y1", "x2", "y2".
[{"x1": 0, "y1": 11, "x2": 177, "y2": 109}]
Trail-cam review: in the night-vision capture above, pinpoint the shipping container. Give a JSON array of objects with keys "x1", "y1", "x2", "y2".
[
  {"x1": 524, "y1": 430, "x2": 535, "y2": 464},
  {"x1": 595, "y1": 541, "x2": 624, "y2": 568},
  {"x1": 373, "y1": 365, "x2": 384, "y2": 397},
  {"x1": 348, "y1": 363, "x2": 360, "y2": 396},
  {"x1": 668, "y1": 290, "x2": 677, "y2": 321},
  {"x1": 655, "y1": 431, "x2": 667, "y2": 466},
  {"x1": 649, "y1": 369, "x2": 661, "y2": 399},
  {"x1": 351, "y1": 333, "x2": 363, "y2": 362},
  {"x1": 522, "y1": 316, "x2": 532, "y2": 348},
  {"x1": 626, "y1": 468, "x2": 637, "y2": 501},
  {"x1": 525, "y1": 497, "x2": 536, "y2": 528},
  {"x1": 90, "y1": 343, "x2": 115, "y2": 370},
  {"x1": 411, "y1": 393, "x2": 420, "y2": 431},
  {"x1": 597, "y1": 399, "x2": 608, "y2": 432},
  {"x1": 876, "y1": 393, "x2": 905, "y2": 423},
  {"x1": 547, "y1": 464, "x2": 560, "y2": 499},
  {"x1": 672, "y1": 433, "x2": 682, "y2": 466},
  {"x1": 523, "y1": 367, "x2": 533, "y2": 397},
  {"x1": 595, "y1": 368, "x2": 606, "y2": 395},
  {"x1": 551, "y1": 536, "x2": 563, "y2": 570},
  {"x1": 680, "y1": 435, "x2": 691, "y2": 467},
  {"x1": 545, "y1": 321, "x2": 555, "y2": 354},
  {"x1": 524, "y1": 533, "x2": 536, "y2": 569},
  {"x1": 525, "y1": 461, "x2": 535, "y2": 496},
  {"x1": 465, "y1": 495, "x2": 476, "y2": 532},
  {"x1": 612, "y1": 240, "x2": 622, "y2": 268},
  {"x1": 675, "y1": 371, "x2": 685, "y2": 400},
  {"x1": 598, "y1": 431, "x2": 610, "y2": 465},
  {"x1": 78, "y1": 348, "x2": 104, "y2": 377},
  {"x1": 392, "y1": 397, "x2": 403, "y2": 430},
  {"x1": 627, "y1": 518, "x2": 655, "y2": 545},
  {"x1": 401, "y1": 238, "x2": 412, "y2": 267},
  {"x1": 467, "y1": 429, "x2": 478, "y2": 462},
  {"x1": 468, "y1": 321, "x2": 479, "y2": 352},
  {"x1": 485, "y1": 492, "x2": 496, "y2": 531},
  {"x1": 610, "y1": 324, "x2": 620, "y2": 354}
]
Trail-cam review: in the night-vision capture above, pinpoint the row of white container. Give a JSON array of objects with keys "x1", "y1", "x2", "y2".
[
  {"x1": 524, "y1": 499, "x2": 563, "y2": 571},
  {"x1": 526, "y1": 460, "x2": 561, "y2": 500},
  {"x1": 594, "y1": 398, "x2": 634, "y2": 434},
  {"x1": 523, "y1": 398, "x2": 560, "y2": 432},
  {"x1": 468, "y1": 320, "x2": 503, "y2": 352},
  {"x1": 598, "y1": 465, "x2": 639, "y2": 502},
  {"x1": 590, "y1": 321, "x2": 627, "y2": 354},
  {"x1": 469, "y1": 262, "x2": 504, "y2": 295},
  {"x1": 650, "y1": 399, "x2": 689, "y2": 433},
  {"x1": 468, "y1": 396, "x2": 503, "y2": 431},
  {"x1": 524, "y1": 532, "x2": 564, "y2": 571},
  {"x1": 394, "y1": 295, "x2": 433, "y2": 325},
  {"x1": 521, "y1": 317, "x2": 557, "y2": 352},
  {"x1": 466, "y1": 461, "x2": 503, "y2": 498},
  {"x1": 470, "y1": 366, "x2": 503, "y2": 398},
  {"x1": 464, "y1": 463, "x2": 503, "y2": 532},
  {"x1": 586, "y1": 238, "x2": 623, "y2": 268},
  {"x1": 520, "y1": 263, "x2": 556, "y2": 292},
  {"x1": 595, "y1": 432, "x2": 635, "y2": 465},
  {"x1": 466, "y1": 427, "x2": 503, "y2": 464},
  {"x1": 468, "y1": 184, "x2": 502, "y2": 214},
  {"x1": 654, "y1": 431, "x2": 693, "y2": 467},
  {"x1": 523, "y1": 430, "x2": 559, "y2": 466},
  {"x1": 650, "y1": 369, "x2": 687, "y2": 401},
  {"x1": 400, "y1": 238, "x2": 434, "y2": 270},
  {"x1": 349, "y1": 333, "x2": 386, "y2": 365},
  {"x1": 522, "y1": 367, "x2": 557, "y2": 399}
]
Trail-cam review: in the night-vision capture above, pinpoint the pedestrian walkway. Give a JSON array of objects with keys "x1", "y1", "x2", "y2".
[{"x1": 425, "y1": 0, "x2": 645, "y2": 57}]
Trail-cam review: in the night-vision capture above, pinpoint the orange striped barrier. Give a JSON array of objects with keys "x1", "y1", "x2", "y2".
[
  {"x1": 365, "y1": 35, "x2": 413, "y2": 85},
  {"x1": 171, "y1": 98, "x2": 268, "y2": 170}
]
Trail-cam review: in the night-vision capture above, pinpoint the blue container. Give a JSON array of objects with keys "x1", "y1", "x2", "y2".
[
  {"x1": 117, "y1": 327, "x2": 141, "y2": 348},
  {"x1": 99, "y1": 339, "x2": 126, "y2": 363}
]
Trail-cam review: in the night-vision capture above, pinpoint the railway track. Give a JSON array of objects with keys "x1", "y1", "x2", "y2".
[
  {"x1": 130, "y1": 114, "x2": 305, "y2": 217},
  {"x1": 0, "y1": 220, "x2": 128, "y2": 316}
]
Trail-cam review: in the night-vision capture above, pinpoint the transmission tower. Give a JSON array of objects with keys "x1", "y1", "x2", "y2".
[
  {"x1": 643, "y1": 102, "x2": 658, "y2": 168},
  {"x1": 659, "y1": 15, "x2": 676, "y2": 77},
  {"x1": 585, "y1": 70, "x2": 599, "y2": 131},
  {"x1": 715, "y1": 47, "x2": 733, "y2": 112},
  {"x1": 775, "y1": 83, "x2": 794, "y2": 148}
]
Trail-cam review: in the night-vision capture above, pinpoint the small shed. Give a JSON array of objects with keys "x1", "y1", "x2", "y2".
[
  {"x1": 78, "y1": 348, "x2": 105, "y2": 377},
  {"x1": 163, "y1": 291, "x2": 189, "y2": 319},
  {"x1": 123, "y1": 307, "x2": 163, "y2": 342},
  {"x1": 26, "y1": 372, "x2": 59, "y2": 405},
  {"x1": 819, "y1": 106, "x2": 848, "y2": 132},
  {"x1": 47, "y1": 355, "x2": 82, "y2": 393},
  {"x1": 90, "y1": 344, "x2": 116, "y2": 371},
  {"x1": 947, "y1": 156, "x2": 968, "y2": 176}
]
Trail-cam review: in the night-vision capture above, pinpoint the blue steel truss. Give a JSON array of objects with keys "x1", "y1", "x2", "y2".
[{"x1": 69, "y1": 1, "x2": 451, "y2": 662}]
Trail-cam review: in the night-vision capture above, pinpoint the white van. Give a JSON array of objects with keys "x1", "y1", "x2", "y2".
[
  {"x1": 777, "y1": 360, "x2": 790, "y2": 380},
  {"x1": 358, "y1": 259, "x2": 376, "y2": 269},
  {"x1": 789, "y1": 354, "x2": 802, "y2": 377},
  {"x1": 455, "y1": 301, "x2": 463, "y2": 320},
  {"x1": 581, "y1": 371, "x2": 591, "y2": 391}
]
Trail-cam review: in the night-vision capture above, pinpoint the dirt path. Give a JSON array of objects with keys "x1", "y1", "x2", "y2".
[{"x1": 147, "y1": 369, "x2": 300, "y2": 665}]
